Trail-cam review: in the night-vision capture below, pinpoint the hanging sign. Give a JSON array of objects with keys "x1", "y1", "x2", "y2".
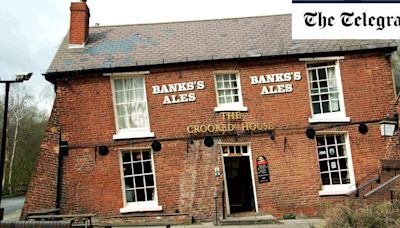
[{"x1": 256, "y1": 156, "x2": 270, "y2": 183}]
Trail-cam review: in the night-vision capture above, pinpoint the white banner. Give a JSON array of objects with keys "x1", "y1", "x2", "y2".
[{"x1": 292, "y1": 3, "x2": 400, "y2": 39}]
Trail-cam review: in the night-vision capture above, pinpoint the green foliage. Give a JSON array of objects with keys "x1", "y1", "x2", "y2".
[
  {"x1": 283, "y1": 213, "x2": 296, "y2": 219},
  {"x1": 322, "y1": 200, "x2": 400, "y2": 228}
]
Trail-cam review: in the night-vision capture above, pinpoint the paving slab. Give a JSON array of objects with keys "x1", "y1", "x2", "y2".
[{"x1": 110, "y1": 219, "x2": 323, "y2": 228}]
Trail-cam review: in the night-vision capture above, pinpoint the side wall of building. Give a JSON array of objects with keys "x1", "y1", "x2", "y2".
[{"x1": 21, "y1": 91, "x2": 61, "y2": 219}]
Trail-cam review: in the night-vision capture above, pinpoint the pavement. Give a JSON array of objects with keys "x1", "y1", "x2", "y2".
[
  {"x1": 1, "y1": 195, "x2": 25, "y2": 221},
  {"x1": 0, "y1": 196, "x2": 323, "y2": 227},
  {"x1": 107, "y1": 219, "x2": 323, "y2": 228}
]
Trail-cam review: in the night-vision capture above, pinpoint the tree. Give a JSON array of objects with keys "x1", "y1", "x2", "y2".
[{"x1": 0, "y1": 84, "x2": 51, "y2": 195}]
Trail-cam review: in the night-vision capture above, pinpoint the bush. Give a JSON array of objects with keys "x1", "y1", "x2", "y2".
[
  {"x1": 283, "y1": 213, "x2": 296, "y2": 219},
  {"x1": 322, "y1": 200, "x2": 400, "y2": 228}
]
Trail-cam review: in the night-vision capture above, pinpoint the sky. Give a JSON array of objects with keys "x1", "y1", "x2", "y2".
[{"x1": 0, "y1": 0, "x2": 291, "y2": 111}]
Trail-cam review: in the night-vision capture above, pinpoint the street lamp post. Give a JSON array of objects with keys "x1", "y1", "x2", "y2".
[{"x1": 0, "y1": 72, "x2": 32, "y2": 220}]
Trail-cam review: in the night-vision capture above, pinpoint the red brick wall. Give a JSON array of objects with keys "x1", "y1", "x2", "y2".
[
  {"x1": 21, "y1": 92, "x2": 61, "y2": 219},
  {"x1": 24, "y1": 51, "x2": 398, "y2": 222}
]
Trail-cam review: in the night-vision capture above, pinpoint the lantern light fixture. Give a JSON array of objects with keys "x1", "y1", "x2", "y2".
[{"x1": 380, "y1": 114, "x2": 398, "y2": 137}]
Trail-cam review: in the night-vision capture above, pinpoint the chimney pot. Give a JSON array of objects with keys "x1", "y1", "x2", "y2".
[{"x1": 69, "y1": 0, "x2": 90, "y2": 47}]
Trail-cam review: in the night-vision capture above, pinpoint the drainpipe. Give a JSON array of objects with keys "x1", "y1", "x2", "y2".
[{"x1": 56, "y1": 133, "x2": 67, "y2": 210}]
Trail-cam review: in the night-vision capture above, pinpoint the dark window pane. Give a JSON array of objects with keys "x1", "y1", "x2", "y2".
[
  {"x1": 313, "y1": 103, "x2": 321, "y2": 114},
  {"x1": 125, "y1": 177, "x2": 134, "y2": 188},
  {"x1": 309, "y1": 69, "x2": 317, "y2": 81},
  {"x1": 126, "y1": 190, "x2": 135, "y2": 202},
  {"x1": 143, "y1": 162, "x2": 152, "y2": 173},
  {"x1": 123, "y1": 164, "x2": 132, "y2": 176},
  {"x1": 311, "y1": 95, "x2": 320, "y2": 101},
  {"x1": 319, "y1": 161, "x2": 329, "y2": 172},
  {"x1": 312, "y1": 82, "x2": 319, "y2": 89},
  {"x1": 132, "y1": 152, "x2": 141, "y2": 161},
  {"x1": 229, "y1": 146, "x2": 235, "y2": 154},
  {"x1": 235, "y1": 146, "x2": 241, "y2": 154},
  {"x1": 242, "y1": 146, "x2": 248, "y2": 153},
  {"x1": 222, "y1": 146, "x2": 228, "y2": 154},
  {"x1": 331, "y1": 172, "x2": 340, "y2": 185},
  {"x1": 330, "y1": 160, "x2": 338, "y2": 170},
  {"x1": 326, "y1": 136, "x2": 335, "y2": 145},
  {"x1": 328, "y1": 146, "x2": 337, "y2": 158},
  {"x1": 133, "y1": 162, "x2": 143, "y2": 175},
  {"x1": 234, "y1": 96, "x2": 239, "y2": 102},
  {"x1": 319, "y1": 81, "x2": 328, "y2": 88},
  {"x1": 316, "y1": 136, "x2": 325, "y2": 146},
  {"x1": 321, "y1": 94, "x2": 329, "y2": 101},
  {"x1": 341, "y1": 171, "x2": 350, "y2": 184},
  {"x1": 338, "y1": 145, "x2": 346, "y2": 157},
  {"x1": 322, "y1": 101, "x2": 330, "y2": 113},
  {"x1": 135, "y1": 176, "x2": 144, "y2": 188},
  {"x1": 321, "y1": 173, "x2": 330, "y2": 185},
  {"x1": 145, "y1": 175, "x2": 154, "y2": 186},
  {"x1": 142, "y1": 151, "x2": 151, "y2": 160},
  {"x1": 136, "y1": 189, "x2": 145, "y2": 201},
  {"x1": 318, "y1": 148, "x2": 327, "y2": 159},
  {"x1": 339, "y1": 158, "x2": 348, "y2": 170},
  {"x1": 123, "y1": 153, "x2": 131, "y2": 162},
  {"x1": 318, "y1": 68, "x2": 327, "y2": 80},
  {"x1": 336, "y1": 135, "x2": 345, "y2": 144},
  {"x1": 146, "y1": 188, "x2": 154, "y2": 201}
]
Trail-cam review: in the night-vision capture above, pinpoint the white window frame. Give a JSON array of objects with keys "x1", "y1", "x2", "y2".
[
  {"x1": 301, "y1": 57, "x2": 350, "y2": 123},
  {"x1": 110, "y1": 72, "x2": 154, "y2": 140},
  {"x1": 118, "y1": 147, "x2": 162, "y2": 213},
  {"x1": 213, "y1": 71, "x2": 248, "y2": 112},
  {"x1": 315, "y1": 132, "x2": 356, "y2": 196}
]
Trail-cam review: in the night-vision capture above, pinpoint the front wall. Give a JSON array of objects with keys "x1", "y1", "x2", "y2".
[{"x1": 56, "y1": 52, "x2": 395, "y2": 219}]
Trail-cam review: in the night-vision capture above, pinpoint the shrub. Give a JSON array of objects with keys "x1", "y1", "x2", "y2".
[
  {"x1": 283, "y1": 213, "x2": 296, "y2": 219},
  {"x1": 322, "y1": 200, "x2": 400, "y2": 228}
]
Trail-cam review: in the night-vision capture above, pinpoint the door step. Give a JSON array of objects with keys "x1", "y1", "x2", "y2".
[{"x1": 219, "y1": 215, "x2": 279, "y2": 225}]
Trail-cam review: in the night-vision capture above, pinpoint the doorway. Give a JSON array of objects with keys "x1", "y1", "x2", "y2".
[{"x1": 222, "y1": 145, "x2": 257, "y2": 214}]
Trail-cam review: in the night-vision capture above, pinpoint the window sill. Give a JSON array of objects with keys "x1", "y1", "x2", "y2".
[
  {"x1": 309, "y1": 117, "x2": 351, "y2": 124},
  {"x1": 319, "y1": 185, "x2": 356, "y2": 196},
  {"x1": 214, "y1": 106, "x2": 248, "y2": 112},
  {"x1": 120, "y1": 205, "x2": 163, "y2": 213},
  {"x1": 113, "y1": 131, "x2": 155, "y2": 140}
]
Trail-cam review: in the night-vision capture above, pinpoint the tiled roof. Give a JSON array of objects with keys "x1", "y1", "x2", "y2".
[{"x1": 47, "y1": 14, "x2": 397, "y2": 73}]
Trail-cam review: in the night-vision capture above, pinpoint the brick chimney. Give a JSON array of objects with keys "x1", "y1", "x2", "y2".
[{"x1": 69, "y1": 0, "x2": 90, "y2": 47}]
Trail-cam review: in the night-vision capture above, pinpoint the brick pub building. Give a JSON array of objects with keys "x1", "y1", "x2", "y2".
[{"x1": 22, "y1": 0, "x2": 400, "y2": 225}]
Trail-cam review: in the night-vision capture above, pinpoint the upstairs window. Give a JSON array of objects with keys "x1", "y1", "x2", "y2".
[
  {"x1": 214, "y1": 72, "x2": 247, "y2": 112},
  {"x1": 112, "y1": 75, "x2": 154, "y2": 139},
  {"x1": 306, "y1": 59, "x2": 349, "y2": 123}
]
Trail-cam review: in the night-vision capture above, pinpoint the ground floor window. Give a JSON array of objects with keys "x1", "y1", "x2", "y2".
[
  {"x1": 120, "y1": 149, "x2": 162, "y2": 213},
  {"x1": 316, "y1": 133, "x2": 356, "y2": 195}
]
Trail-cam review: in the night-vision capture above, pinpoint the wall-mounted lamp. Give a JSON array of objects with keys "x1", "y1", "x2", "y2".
[
  {"x1": 306, "y1": 128, "x2": 316, "y2": 139},
  {"x1": 151, "y1": 141, "x2": 162, "y2": 152},
  {"x1": 380, "y1": 114, "x2": 398, "y2": 137},
  {"x1": 358, "y1": 123, "x2": 368, "y2": 134},
  {"x1": 98, "y1": 145, "x2": 109, "y2": 156},
  {"x1": 204, "y1": 136, "x2": 214, "y2": 147}
]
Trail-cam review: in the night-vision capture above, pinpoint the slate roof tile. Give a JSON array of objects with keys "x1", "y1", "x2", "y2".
[{"x1": 47, "y1": 14, "x2": 396, "y2": 73}]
